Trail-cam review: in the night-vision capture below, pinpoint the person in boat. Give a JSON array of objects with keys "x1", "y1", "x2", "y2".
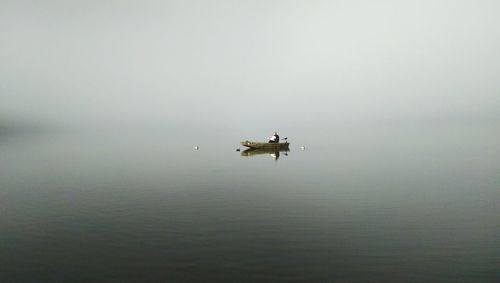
[{"x1": 268, "y1": 131, "x2": 280, "y2": 143}]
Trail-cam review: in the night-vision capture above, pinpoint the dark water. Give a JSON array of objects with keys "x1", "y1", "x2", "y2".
[{"x1": 1, "y1": 126, "x2": 499, "y2": 282}]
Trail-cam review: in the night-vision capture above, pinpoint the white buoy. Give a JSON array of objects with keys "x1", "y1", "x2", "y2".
[
  {"x1": 194, "y1": 146, "x2": 199, "y2": 150},
  {"x1": 300, "y1": 146, "x2": 305, "y2": 150}
]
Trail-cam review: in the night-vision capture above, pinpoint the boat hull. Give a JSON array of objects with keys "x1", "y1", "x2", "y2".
[{"x1": 240, "y1": 140, "x2": 290, "y2": 149}]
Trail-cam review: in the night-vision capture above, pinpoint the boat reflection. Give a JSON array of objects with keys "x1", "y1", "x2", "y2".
[{"x1": 240, "y1": 148, "x2": 289, "y2": 161}]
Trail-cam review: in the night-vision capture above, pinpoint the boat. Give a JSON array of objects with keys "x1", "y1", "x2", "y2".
[{"x1": 240, "y1": 140, "x2": 290, "y2": 149}]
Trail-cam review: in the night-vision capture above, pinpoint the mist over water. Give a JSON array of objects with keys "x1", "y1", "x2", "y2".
[
  {"x1": 2, "y1": 0, "x2": 499, "y2": 129},
  {"x1": 1, "y1": 1, "x2": 500, "y2": 282}
]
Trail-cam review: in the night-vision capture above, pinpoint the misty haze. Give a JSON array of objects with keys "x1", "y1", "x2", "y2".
[{"x1": 1, "y1": 1, "x2": 499, "y2": 282}]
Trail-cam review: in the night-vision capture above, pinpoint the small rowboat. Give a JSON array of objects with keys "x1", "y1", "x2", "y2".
[{"x1": 240, "y1": 140, "x2": 290, "y2": 149}]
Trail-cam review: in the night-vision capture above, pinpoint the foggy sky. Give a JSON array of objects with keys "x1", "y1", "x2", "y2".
[{"x1": 1, "y1": 0, "x2": 499, "y2": 130}]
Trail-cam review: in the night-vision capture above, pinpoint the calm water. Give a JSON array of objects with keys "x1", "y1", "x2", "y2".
[{"x1": 1, "y1": 125, "x2": 499, "y2": 282}]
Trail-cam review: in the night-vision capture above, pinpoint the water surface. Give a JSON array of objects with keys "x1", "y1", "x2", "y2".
[{"x1": 1, "y1": 125, "x2": 499, "y2": 282}]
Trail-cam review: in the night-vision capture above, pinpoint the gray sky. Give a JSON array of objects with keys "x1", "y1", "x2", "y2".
[{"x1": 1, "y1": 0, "x2": 499, "y2": 130}]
